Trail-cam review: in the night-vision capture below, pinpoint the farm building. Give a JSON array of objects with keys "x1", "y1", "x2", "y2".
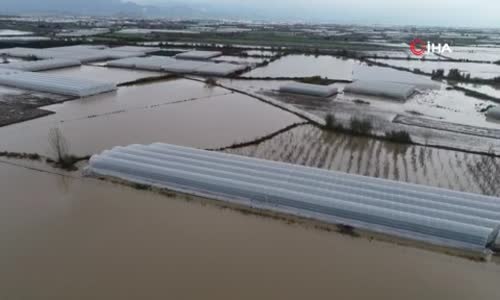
[
  {"x1": 175, "y1": 50, "x2": 222, "y2": 60},
  {"x1": 0, "y1": 70, "x2": 116, "y2": 97},
  {"x1": 280, "y1": 82, "x2": 338, "y2": 97},
  {"x1": 0, "y1": 58, "x2": 81, "y2": 72},
  {"x1": 87, "y1": 143, "x2": 500, "y2": 252},
  {"x1": 344, "y1": 80, "x2": 416, "y2": 100},
  {"x1": 486, "y1": 106, "x2": 500, "y2": 120}
]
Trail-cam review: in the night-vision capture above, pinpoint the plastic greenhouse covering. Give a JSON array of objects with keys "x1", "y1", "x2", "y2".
[
  {"x1": 107, "y1": 56, "x2": 247, "y2": 76},
  {"x1": 344, "y1": 80, "x2": 416, "y2": 100},
  {"x1": 0, "y1": 58, "x2": 81, "y2": 71},
  {"x1": 280, "y1": 82, "x2": 339, "y2": 97},
  {"x1": 0, "y1": 70, "x2": 116, "y2": 97},
  {"x1": 0, "y1": 45, "x2": 148, "y2": 63},
  {"x1": 87, "y1": 143, "x2": 500, "y2": 252}
]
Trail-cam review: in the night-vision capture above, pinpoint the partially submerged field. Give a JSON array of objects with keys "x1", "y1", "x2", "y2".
[{"x1": 1, "y1": 42, "x2": 500, "y2": 299}]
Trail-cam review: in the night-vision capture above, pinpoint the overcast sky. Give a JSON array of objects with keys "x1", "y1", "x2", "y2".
[{"x1": 133, "y1": 0, "x2": 500, "y2": 27}]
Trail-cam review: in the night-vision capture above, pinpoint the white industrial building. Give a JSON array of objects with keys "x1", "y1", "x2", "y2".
[{"x1": 280, "y1": 82, "x2": 339, "y2": 97}]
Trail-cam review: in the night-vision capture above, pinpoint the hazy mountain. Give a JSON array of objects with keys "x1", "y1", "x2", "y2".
[
  {"x1": 1, "y1": 0, "x2": 147, "y2": 16},
  {"x1": 0, "y1": 0, "x2": 289, "y2": 21}
]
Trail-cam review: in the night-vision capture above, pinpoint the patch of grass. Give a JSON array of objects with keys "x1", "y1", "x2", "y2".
[
  {"x1": 298, "y1": 76, "x2": 336, "y2": 86},
  {"x1": 336, "y1": 224, "x2": 360, "y2": 237},
  {"x1": 204, "y1": 77, "x2": 218, "y2": 87},
  {"x1": 385, "y1": 130, "x2": 413, "y2": 144},
  {"x1": 349, "y1": 117, "x2": 373, "y2": 135},
  {"x1": 352, "y1": 99, "x2": 370, "y2": 105},
  {"x1": 0, "y1": 151, "x2": 41, "y2": 160},
  {"x1": 51, "y1": 155, "x2": 89, "y2": 171},
  {"x1": 133, "y1": 183, "x2": 150, "y2": 190},
  {"x1": 324, "y1": 114, "x2": 344, "y2": 131}
]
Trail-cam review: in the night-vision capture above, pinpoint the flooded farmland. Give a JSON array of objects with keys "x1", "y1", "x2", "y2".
[
  {"x1": 373, "y1": 59, "x2": 500, "y2": 79},
  {"x1": 244, "y1": 55, "x2": 357, "y2": 79},
  {"x1": 1, "y1": 161, "x2": 500, "y2": 300},
  {"x1": 0, "y1": 78, "x2": 302, "y2": 157},
  {"x1": 227, "y1": 125, "x2": 500, "y2": 197}
]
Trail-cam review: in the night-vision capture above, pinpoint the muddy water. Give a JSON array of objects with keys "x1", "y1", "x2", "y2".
[
  {"x1": 43, "y1": 65, "x2": 163, "y2": 85},
  {"x1": 1, "y1": 162, "x2": 500, "y2": 299},
  {"x1": 228, "y1": 125, "x2": 500, "y2": 197},
  {"x1": 0, "y1": 79, "x2": 302, "y2": 156},
  {"x1": 244, "y1": 55, "x2": 357, "y2": 79}
]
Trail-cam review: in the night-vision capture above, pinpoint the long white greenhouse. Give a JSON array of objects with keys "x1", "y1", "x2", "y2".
[
  {"x1": 0, "y1": 45, "x2": 152, "y2": 63},
  {"x1": 0, "y1": 58, "x2": 81, "y2": 71},
  {"x1": 107, "y1": 56, "x2": 247, "y2": 76},
  {"x1": 0, "y1": 71, "x2": 116, "y2": 97},
  {"x1": 344, "y1": 80, "x2": 416, "y2": 100},
  {"x1": 280, "y1": 82, "x2": 339, "y2": 97},
  {"x1": 87, "y1": 143, "x2": 500, "y2": 252}
]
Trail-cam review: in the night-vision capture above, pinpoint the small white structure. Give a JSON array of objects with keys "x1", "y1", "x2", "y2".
[
  {"x1": 486, "y1": 106, "x2": 500, "y2": 120},
  {"x1": 280, "y1": 82, "x2": 338, "y2": 97},
  {"x1": 0, "y1": 45, "x2": 147, "y2": 63},
  {"x1": 175, "y1": 50, "x2": 222, "y2": 60},
  {"x1": 0, "y1": 71, "x2": 116, "y2": 97},
  {"x1": 344, "y1": 80, "x2": 416, "y2": 100},
  {"x1": 0, "y1": 58, "x2": 81, "y2": 72}
]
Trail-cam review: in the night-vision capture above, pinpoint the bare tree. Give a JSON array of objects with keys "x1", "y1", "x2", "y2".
[{"x1": 48, "y1": 127, "x2": 69, "y2": 162}]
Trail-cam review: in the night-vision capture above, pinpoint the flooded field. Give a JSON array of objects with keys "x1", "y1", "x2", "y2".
[
  {"x1": 373, "y1": 59, "x2": 500, "y2": 79},
  {"x1": 227, "y1": 125, "x2": 500, "y2": 197},
  {"x1": 0, "y1": 78, "x2": 302, "y2": 157},
  {"x1": 219, "y1": 78, "x2": 500, "y2": 154},
  {"x1": 244, "y1": 55, "x2": 357, "y2": 79},
  {"x1": 1, "y1": 161, "x2": 500, "y2": 300},
  {"x1": 43, "y1": 65, "x2": 163, "y2": 85}
]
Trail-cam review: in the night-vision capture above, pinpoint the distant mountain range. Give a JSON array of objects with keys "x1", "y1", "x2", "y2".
[{"x1": 1, "y1": 0, "x2": 277, "y2": 20}]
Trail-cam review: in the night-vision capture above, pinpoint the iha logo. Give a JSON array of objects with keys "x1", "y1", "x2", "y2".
[{"x1": 409, "y1": 38, "x2": 452, "y2": 56}]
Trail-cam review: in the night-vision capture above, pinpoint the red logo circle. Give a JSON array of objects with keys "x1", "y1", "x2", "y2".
[{"x1": 410, "y1": 39, "x2": 427, "y2": 56}]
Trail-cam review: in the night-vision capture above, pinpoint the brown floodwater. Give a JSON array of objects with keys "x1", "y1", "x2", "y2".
[
  {"x1": 43, "y1": 65, "x2": 163, "y2": 85},
  {"x1": 0, "y1": 79, "x2": 302, "y2": 157},
  {"x1": 228, "y1": 125, "x2": 500, "y2": 197},
  {"x1": 1, "y1": 161, "x2": 499, "y2": 300}
]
